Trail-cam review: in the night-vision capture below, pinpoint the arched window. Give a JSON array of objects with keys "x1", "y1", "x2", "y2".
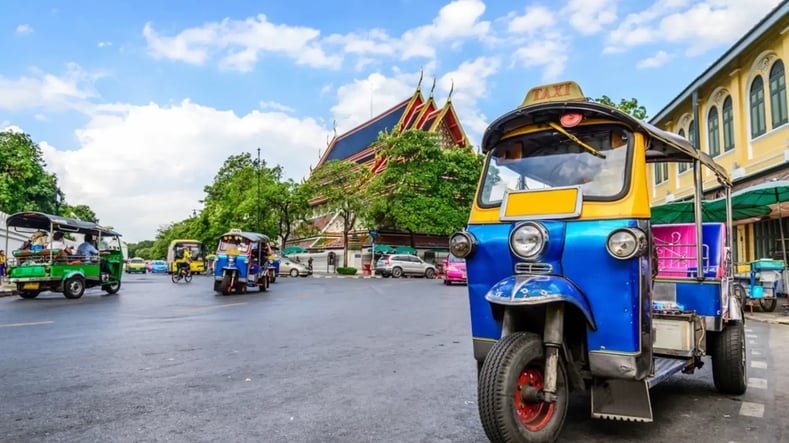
[
  {"x1": 722, "y1": 96, "x2": 734, "y2": 151},
  {"x1": 751, "y1": 76, "x2": 766, "y2": 137},
  {"x1": 688, "y1": 120, "x2": 696, "y2": 148},
  {"x1": 678, "y1": 129, "x2": 688, "y2": 173},
  {"x1": 770, "y1": 60, "x2": 788, "y2": 128},
  {"x1": 707, "y1": 107, "x2": 720, "y2": 157}
]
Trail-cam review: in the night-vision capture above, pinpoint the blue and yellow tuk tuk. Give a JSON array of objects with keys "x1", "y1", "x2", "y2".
[
  {"x1": 213, "y1": 229, "x2": 271, "y2": 295},
  {"x1": 450, "y1": 81, "x2": 745, "y2": 442}
]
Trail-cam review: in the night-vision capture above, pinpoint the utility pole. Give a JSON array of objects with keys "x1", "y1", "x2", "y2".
[{"x1": 256, "y1": 147, "x2": 261, "y2": 233}]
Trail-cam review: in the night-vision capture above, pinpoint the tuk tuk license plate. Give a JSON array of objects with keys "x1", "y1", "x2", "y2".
[{"x1": 23, "y1": 282, "x2": 40, "y2": 290}]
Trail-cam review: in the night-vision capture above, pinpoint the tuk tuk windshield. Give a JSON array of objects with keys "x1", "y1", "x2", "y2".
[
  {"x1": 480, "y1": 124, "x2": 632, "y2": 206},
  {"x1": 217, "y1": 238, "x2": 250, "y2": 254}
]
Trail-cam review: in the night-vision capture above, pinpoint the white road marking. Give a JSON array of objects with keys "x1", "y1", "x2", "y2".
[
  {"x1": 745, "y1": 327, "x2": 753, "y2": 332},
  {"x1": 748, "y1": 339, "x2": 756, "y2": 345},
  {"x1": 183, "y1": 302, "x2": 247, "y2": 312},
  {"x1": 746, "y1": 333, "x2": 758, "y2": 338},
  {"x1": 752, "y1": 350, "x2": 762, "y2": 356},
  {"x1": 751, "y1": 360, "x2": 767, "y2": 369},
  {"x1": 748, "y1": 378, "x2": 767, "y2": 389},
  {"x1": 739, "y1": 402, "x2": 765, "y2": 418},
  {"x1": 0, "y1": 320, "x2": 54, "y2": 328}
]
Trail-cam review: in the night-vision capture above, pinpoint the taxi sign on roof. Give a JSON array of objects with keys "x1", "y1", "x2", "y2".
[{"x1": 520, "y1": 81, "x2": 586, "y2": 108}]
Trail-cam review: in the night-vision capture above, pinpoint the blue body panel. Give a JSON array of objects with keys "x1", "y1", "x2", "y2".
[
  {"x1": 672, "y1": 281, "x2": 722, "y2": 316},
  {"x1": 467, "y1": 219, "x2": 645, "y2": 354},
  {"x1": 214, "y1": 253, "x2": 249, "y2": 282}
]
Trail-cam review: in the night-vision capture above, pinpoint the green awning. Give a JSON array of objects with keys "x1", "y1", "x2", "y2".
[
  {"x1": 393, "y1": 246, "x2": 417, "y2": 255},
  {"x1": 650, "y1": 198, "x2": 770, "y2": 224},
  {"x1": 282, "y1": 246, "x2": 307, "y2": 254},
  {"x1": 369, "y1": 244, "x2": 394, "y2": 253}
]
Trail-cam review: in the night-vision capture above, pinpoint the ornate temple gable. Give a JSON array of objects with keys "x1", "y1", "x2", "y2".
[
  {"x1": 428, "y1": 99, "x2": 470, "y2": 147},
  {"x1": 412, "y1": 97, "x2": 438, "y2": 129}
]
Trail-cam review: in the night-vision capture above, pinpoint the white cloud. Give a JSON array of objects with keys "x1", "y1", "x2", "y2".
[
  {"x1": 637, "y1": 50, "x2": 673, "y2": 68},
  {"x1": 38, "y1": 101, "x2": 328, "y2": 242},
  {"x1": 399, "y1": 0, "x2": 490, "y2": 60},
  {"x1": 512, "y1": 32, "x2": 569, "y2": 81},
  {"x1": 507, "y1": 6, "x2": 556, "y2": 35},
  {"x1": 605, "y1": 0, "x2": 782, "y2": 55},
  {"x1": 564, "y1": 0, "x2": 618, "y2": 35},
  {"x1": 259, "y1": 100, "x2": 294, "y2": 113},
  {"x1": 16, "y1": 24, "x2": 33, "y2": 35},
  {"x1": 0, "y1": 63, "x2": 100, "y2": 112},
  {"x1": 97, "y1": 41, "x2": 112, "y2": 48},
  {"x1": 437, "y1": 57, "x2": 501, "y2": 141},
  {"x1": 142, "y1": 14, "x2": 342, "y2": 72}
]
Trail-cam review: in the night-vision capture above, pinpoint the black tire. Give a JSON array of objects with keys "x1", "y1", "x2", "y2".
[
  {"x1": 711, "y1": 320, "x2": 747, "y2": 395},
  {"x1": 391, "y1": 267, "x2": 403, "y2": 278},
  {"x1": 289, "y1": 268, "x2": 299, "y2": 278},
  {"x1": 759, "y1": 297, "x2": 777, "y2": 312},
  {"x1": 443, "y1": 279, "x2": 450, "y2": 285},
  {"x1": 63, "y1": 276, "x2": 85, "y2": 299},
  {"x1": 171, "y1": 273, "x2": 180, "y2": 283},
  {"x1": 221, "y1": 274, "x2": 233, "y2": 295},
  {"x1": 478, "y1": 332, "x2": 568, "y2": 443},
  {"x1": 184, "y1": 273, "x2": 192, "y2": 283},
  {"x1": 102, "y1": 281, "x2": 121, "y2": 294},
  {"x1": 18, "y1": 290, "x2": 40, "y2": 299},
  {"x1": 425, "y1": 268, "x2": 436, "y2": 279}
]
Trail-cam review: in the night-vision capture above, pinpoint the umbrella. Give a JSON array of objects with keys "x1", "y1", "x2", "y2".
[
  {"x1": 393, "y1": 245, "x2": 417, "y2": 255},
  {"x1": 650, "y1": 198, "x2": 770, "y2": 225},
  {"x1": 282, "y1": 246, "x2": 307, "y2": 255},
  {"x1": 730, "y1": 180, "x2": 789, "y2": 267}
]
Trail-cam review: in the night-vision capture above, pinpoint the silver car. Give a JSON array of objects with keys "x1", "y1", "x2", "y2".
[
  {"x1": 375, "y1": 254, "x2": 436, "y2": 279},
  {"x1": 279, "y1": 257, "x2": 311, "y2": 277}
]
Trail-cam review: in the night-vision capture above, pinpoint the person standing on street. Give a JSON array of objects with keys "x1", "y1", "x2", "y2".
[{"x1": 0, "y1": 250, "x2": 6, "y2": 279}]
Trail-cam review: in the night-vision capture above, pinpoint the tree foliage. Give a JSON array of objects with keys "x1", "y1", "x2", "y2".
[
  {"x1": 304, "y1": 159, "x2": 370, "y2": 265},
  {"x1": 594, "y1": 96, "x2": 648, "y2": 120},
  {"x1": 0, "y1": 131, "x2": 60, "y2": 214},
  {"x1": 366, "y1": 129, "x2": 483, "y2": 237}
]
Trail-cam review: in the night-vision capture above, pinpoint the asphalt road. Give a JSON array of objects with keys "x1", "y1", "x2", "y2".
[{"x1": 0, "y1": 274, "x2": 787, "y2": 443}]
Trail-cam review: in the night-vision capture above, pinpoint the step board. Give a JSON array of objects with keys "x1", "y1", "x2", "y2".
[{"x1": 647, "y1": 357, "x2": 688, "y2": 388}]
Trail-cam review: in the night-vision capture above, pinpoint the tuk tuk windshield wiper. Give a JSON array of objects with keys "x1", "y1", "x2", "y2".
[{"x1": 548, "y1": 122, "x2": 606, "y2": 159}]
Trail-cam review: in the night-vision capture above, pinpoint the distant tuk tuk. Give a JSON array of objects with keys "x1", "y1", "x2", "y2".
[
  {"x1": 4, "y1": 211, "x2": 124, "y2": 299},
  {"x1": 213, "y1": 229, "x2": 271, "y2": 295},
  {"x1": 450, "y1": 81, "x2": 745, "y2": 442}
]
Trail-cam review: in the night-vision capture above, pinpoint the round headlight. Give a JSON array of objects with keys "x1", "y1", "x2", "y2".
[
  {"x1": 449, "y1": 232, "x2": 476, "y2": 258},
  {"x1": 509, "y1": 222, "x2": 547, "y2": 259},
  {"x1": 606, "y1": 228, "x2": 647, "y2": 260}
]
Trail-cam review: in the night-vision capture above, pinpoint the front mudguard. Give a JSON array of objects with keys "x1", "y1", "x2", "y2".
[{"x1": 484, "y1": 274, "x2": 596, "y2": 331}]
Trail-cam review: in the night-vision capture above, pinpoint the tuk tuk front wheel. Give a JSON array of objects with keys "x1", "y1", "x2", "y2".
[
  {"x1": 63, "y1": 276, "x2": 85, "y2": 299},
  {"x1": 221, "y1": 274, "x2": 233, "y2": 295},
  {"x1": 711, "y1": 320, "x2": 747, "y2": 395},
  {"x1": 759, "y1": 298, "x2": 777, "y2": 312},
  {"x1": 478, "y1": 332, "x2": 568, "y2": 443}
]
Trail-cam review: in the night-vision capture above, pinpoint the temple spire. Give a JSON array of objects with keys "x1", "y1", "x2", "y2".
[
  {"x1": 428, "y1": 77, "x2": 436, "y2": 98},
  {"x1": 447, "y1": 79, "x2": 454, "y2": 102},
  {"x1": 416, "y1": 68, "x2": 424, "y2": 91}
]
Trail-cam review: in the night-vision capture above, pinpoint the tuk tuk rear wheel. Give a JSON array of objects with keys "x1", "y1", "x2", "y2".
[
  {"x1": 19, "y1": 290, "x2": 40, "y2": 299},
  {"x1": 63, "y1": 276, "x2": 85, "y2": 299},
  {"x1": 478, "y1": 332, "x2": 568, "y2": 443},
  {"x1": 759, "y1": 298, "x2": 777, "y2": 312},
  {"x1": 102, "y1": 281, "x2": 121, "y2": 294},
  {"x1": 711, "y1": 320, "x2": 747, "y2": 395}
]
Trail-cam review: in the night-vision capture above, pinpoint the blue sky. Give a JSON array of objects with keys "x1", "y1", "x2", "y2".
[{"x1": 0, "y1": 0, "x2": 783, "y2": 242}]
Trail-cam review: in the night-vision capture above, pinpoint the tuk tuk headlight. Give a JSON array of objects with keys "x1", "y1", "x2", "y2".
[
  {"x1": 228, "y1": 256, "x2": 235, "y2": 266},
  {"x1": 510, "y1": 222, "x2": 547, "y2": 260},
  {"x1": 606, "y1": 228, "x2": 647, "y2": 260},
  {"x1": 449, "y1": 231, "x2": 477, "y2": 258}
]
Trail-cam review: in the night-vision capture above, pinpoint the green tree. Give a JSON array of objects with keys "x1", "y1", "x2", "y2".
[
  {"x1": 266, "y1": 179, "x2": 310, "y2": 248},
  {"x1": 0, "y1": 131, "x2": 60, "y2": 214},
  {"x1": 594, "y1": 95, "x2": 648, "y2": 120},
  {"x1": 305, "y1": 159, "x2": 370, "y2": 266},
  {"x1": 63, "y1": 204, "x2": 99, "y2": 223},
  {"x1": 366, "y1": 129, "x2": 483, "y2": 238}
]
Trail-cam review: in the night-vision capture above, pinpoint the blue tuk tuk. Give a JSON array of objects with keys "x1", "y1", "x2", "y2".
[
  {"x1": 450, "y1": 81, "x2": 745, "y2": 442},
  {"x1": 213, "y1": 229, "x2": 271, "y2": 295}
]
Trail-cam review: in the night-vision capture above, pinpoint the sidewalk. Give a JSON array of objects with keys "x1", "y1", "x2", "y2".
[
  {"x1": 744, "y1": 302, "x2": 789, "y2": 325},
  {"x1": 311, "y1": 271, "x2": 382, "y2": 279},
  {"x1": 1, "y1": 279, "x2": 16, "y2": 297}
]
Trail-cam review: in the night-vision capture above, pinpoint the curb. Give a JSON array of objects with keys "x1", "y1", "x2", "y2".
[
  {"x1": 312, "y1": 274, "x2": 382, "y2": 279},
  {"x1": 744, "y1": 313, "x2": 789, "y2": 325},
  {"x1": 0, "y1": 290, "x2": 17, "y2": 298}
]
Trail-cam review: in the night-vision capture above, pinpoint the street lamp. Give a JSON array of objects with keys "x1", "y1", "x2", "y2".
[{"x1": 54, "y1": 187, "x2": 61, "y2": 216}]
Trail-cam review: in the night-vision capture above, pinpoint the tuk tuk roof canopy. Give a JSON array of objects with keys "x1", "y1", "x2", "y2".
[
  {"x1": 5, "y1": 211, "x2": 122, "y2": 236},
  {"x1": 282, "y1": 246, "x2": 307, "y2": 254},
  {"x1": 219, "y1": 231, "x2": 270, "y2": 244},
  {"x1": 481, "y1": 81, "x2": 730, "y2": 187}
]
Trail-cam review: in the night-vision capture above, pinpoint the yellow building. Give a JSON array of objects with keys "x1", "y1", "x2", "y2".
[{"x1": 649, "y1": 2, "x2": 789, "y2": 265}]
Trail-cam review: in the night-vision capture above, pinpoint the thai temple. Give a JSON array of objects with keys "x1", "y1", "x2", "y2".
[{"x1": 286, "y1": 75, "x2": 471, "y2": 260}]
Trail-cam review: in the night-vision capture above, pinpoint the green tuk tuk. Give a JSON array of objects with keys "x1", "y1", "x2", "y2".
[{"x1": 4, "y1": 212, "x2": 124, "y2": 299}]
